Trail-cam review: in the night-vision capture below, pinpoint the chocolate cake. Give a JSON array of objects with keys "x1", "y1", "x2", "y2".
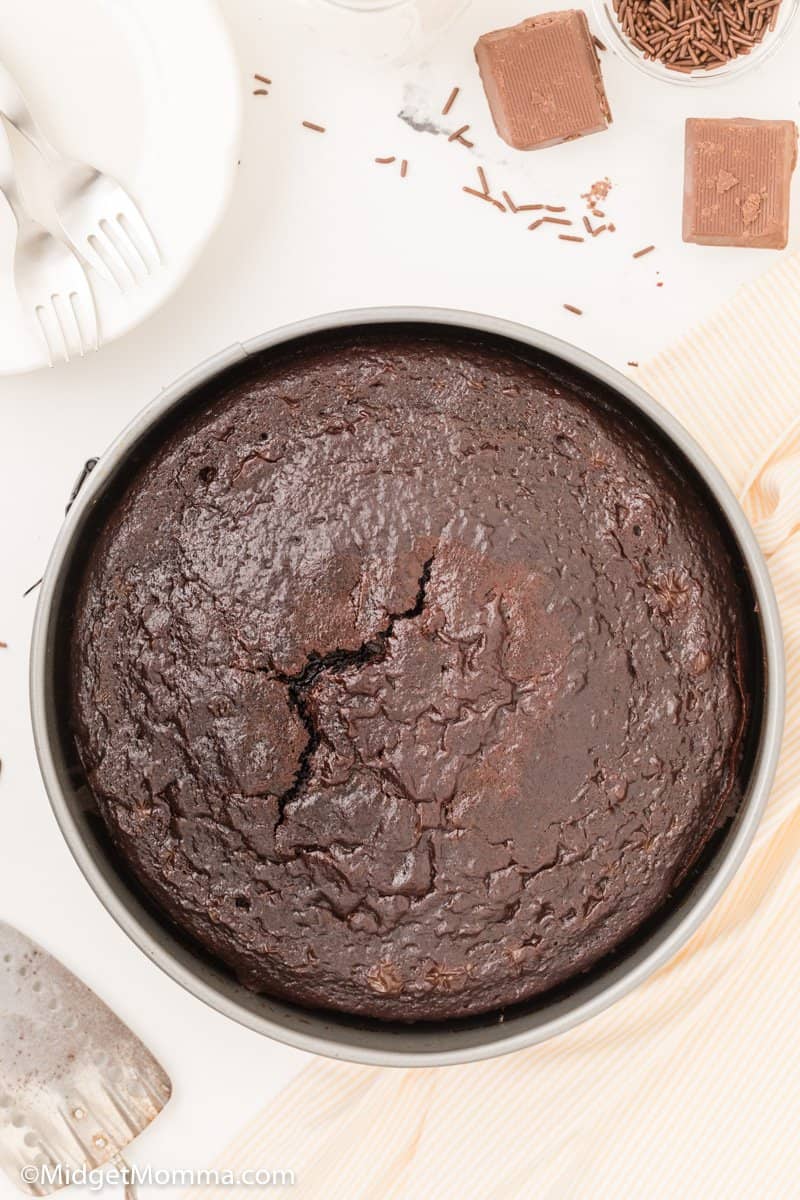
[{"x1": 69, "y1": 329, "x2": 752, "y2": 1022}]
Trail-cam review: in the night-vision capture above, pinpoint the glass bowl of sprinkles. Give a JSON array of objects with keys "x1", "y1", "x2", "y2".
[{"x1": 592, "y1": 0, "x2": 799, "y2": 84}]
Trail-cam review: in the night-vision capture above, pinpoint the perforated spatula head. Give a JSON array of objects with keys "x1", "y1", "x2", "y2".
[{"x1": 0, "y1": 921, "x2": 171, "y2": 1195}]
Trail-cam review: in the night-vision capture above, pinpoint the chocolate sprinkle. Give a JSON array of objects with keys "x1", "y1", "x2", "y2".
[
  {"x1": 463, "y1": 187, "x2": 506, "y2": 212},
  {"x1": 633, "y1": 244, "x2": 656, "y2": 258},
  {"x1": 302, "y1": 121, "x2": 326, "y2": 133},
  {"x1": 442, "y1": 86, "x2": 460, "y2": 116},
  {"x1": 564, "y1": 304, "x2": 583, "y2": 315}
]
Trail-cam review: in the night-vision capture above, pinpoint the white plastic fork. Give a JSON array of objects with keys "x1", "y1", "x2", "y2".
[
  {"x1": 0, "y1": 58, "x2": 160, "y2": 290},
  {"x1": 0, "y1": 121, "x2": 98, "y2": 364}
]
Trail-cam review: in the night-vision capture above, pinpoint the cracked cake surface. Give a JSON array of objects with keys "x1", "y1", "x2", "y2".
[{"x1": 69, "y1": 329, "x2": 752, "y2": 1021}]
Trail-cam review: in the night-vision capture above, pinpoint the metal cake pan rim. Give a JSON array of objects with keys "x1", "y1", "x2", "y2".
[{"x1": 30, "y1": 306, "x2": 785, "y2": 1067}]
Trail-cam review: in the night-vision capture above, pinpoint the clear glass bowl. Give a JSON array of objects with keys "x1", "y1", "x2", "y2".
[{"x1": 592, "y1": 0, "x2": 799, "y2": 85}]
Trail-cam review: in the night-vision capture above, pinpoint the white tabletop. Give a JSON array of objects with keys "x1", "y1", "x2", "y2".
[{"x1": 2, "y1": 0, "x2": 800, "y2": 1194}]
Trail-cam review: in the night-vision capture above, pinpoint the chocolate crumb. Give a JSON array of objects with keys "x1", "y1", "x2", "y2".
[
  {"x1": 582, "y1": 178, "x2": 612, "y2": 209},
  {"x1": 741, "y1": 193, "x2": 763, "y2": 226},
  {"x1": 716, "y1": 170, "x2": 739, "y2": 195}
]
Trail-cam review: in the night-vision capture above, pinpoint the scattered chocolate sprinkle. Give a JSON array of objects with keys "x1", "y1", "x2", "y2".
[
  {"x1": 400, "y1": 159, "x2": 409, "y2": 178},
  {"x1": 543, "y1": 216, "x2": 573, "y2": 226},
  {"x1": 564, "y1": 304, "x2": 583, "y2": 315},
  {"x1": 302, "y1": 121, "x2": 326, "y2": 133},
  {"x1": 457, "y1": 134, "x2": 475, "y2": 148},
  {"x1": 442, "y1": 86, "x2": 460, "y2": 116},
  {"x1": 253, "y1": 89, "x2": 269, "y2": 96},
  {"x1": 593, "y1": 209, "x2": 606, "y2": 218},
  {"x1": 375, "y1": 156, "x2": 397, "y2": 164},
  {"x1": 545, "y1": 205, "x2": 567, "y2": 213},
  {"x1": 517, "y1": 203, "x2": 545, "y2": 212},
  {"x1": 502, "y1": 191, "x2": 519, "y2": 212},
  {"x1": 559, "y1": 234, "x2": 585, "y2": 242},
  {"x1": 583, "y1": 215, "x2": 594, "y2": 235},
  {"x1": 23, "y1": 578, "x2": 42, "y2": 598},
  {"x1": 627, "y1": 361, "x2": 640, "y2": 367},
  {"x1": 477, "y1": 166, "x2": 490, "y2": 195},
  {"x1": 528, "y1": 218, "x2": 545, "y2": 231},
  {"x1": 463, "y1": 186, "x2": 506, "y2": 211},
  {"x1": 254, "y1": 74, "x2": 272, "y2": 85},
  {"x1": 633, "y1": 244, "x2": 656, "y2": 258},
  {"x1": 593, "y1": 34, "x2": 608, "y2": 50},
  {"x1": 449, "y1": 125, "x2": 472, "y2": 143}
]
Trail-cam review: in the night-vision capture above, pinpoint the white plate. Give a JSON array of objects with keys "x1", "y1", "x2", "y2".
[{"x1": 0, "y1": 0, "x2": 242, "y2": 374}]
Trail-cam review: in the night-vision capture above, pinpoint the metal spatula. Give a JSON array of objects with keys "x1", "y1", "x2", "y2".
[{"x1": 0, "y1": 921, "x2": 171, "y2": 1196}]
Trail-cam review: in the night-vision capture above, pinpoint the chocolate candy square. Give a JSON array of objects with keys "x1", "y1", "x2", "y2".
[
  {"x1": 475, "y1": 11, "x2": 612, "y2": 152},
  {"x1": 683, "y1": 117, "x2": 798, "y2": 249}
]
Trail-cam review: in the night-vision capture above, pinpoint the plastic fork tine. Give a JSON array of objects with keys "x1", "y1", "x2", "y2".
[
  {"x1": 35, "y1": 301, "x2": 66, "y2": 365},
  {"x1": 117, "y1": 203, "x2": 161, "y2": 270},
  {"x1": 33, "y1": 305, "x2": 55, "y2": 367},
  {"x1": 99, "y1": 220, "x2": 144, "y2": 285},
  {"x1": 90, "y1": 225, "x2": 136, "y2": 288},
  {"x1": 73, "y1": 289, "x2": 99, "y2": 353},
  {"x1": 113, "y1": 216, "x2": 151, "y2": 278},
  {"x1": 84, "y1": 233, "x2": 124, "y2": 289},
  {"x1": 51, "y1": 296, "x2": 78, "y2": 363},
  {"x1": 60, "y1": 293, "x2": 85, "y2": 359}
]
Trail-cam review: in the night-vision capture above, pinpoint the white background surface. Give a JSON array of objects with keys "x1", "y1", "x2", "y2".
[{"x1": 2, "y1": 0, "x2": 800, "y2": 1194}]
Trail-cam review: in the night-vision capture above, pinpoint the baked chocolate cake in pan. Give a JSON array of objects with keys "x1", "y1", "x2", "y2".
[{"x1": 69, "y1": 328, "x2": 751, "y2": 1022}]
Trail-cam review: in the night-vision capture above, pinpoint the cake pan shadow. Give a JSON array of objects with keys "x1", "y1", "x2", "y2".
[{"x1": 30, "y1": 308, "x2": 784, "y2": 1067}]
